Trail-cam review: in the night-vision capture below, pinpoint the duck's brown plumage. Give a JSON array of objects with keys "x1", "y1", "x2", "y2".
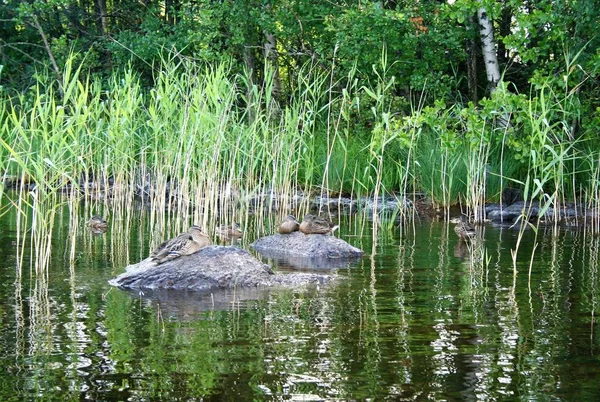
[
  {"x1": 151, "y1": 225, "x2": 211, "y2": 264},
  {"x1": 299, "y1": 214, "x2": 338, "y2": 235},
  {"x1": 88, "y1": 215, "x2": 108, "y2": 230},
  {"x1": 278, "y1": 215, "x2": 300, "y2": 234},
  {"x1": 450, "y1": 217, "x2": 477, "y2": 239},
  {"x1": 216, "y1": 223, "x2": 243, "y2": 241}
]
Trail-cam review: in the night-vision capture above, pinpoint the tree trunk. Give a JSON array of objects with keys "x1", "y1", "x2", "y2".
[
  {"x1": 466, "y1": 14, "x2": 479, "y2": 104},
  {"x1": 264, "y1": 31, "x2": 282, "y2": 98},
  {"x1": 243, "y1": 45, "x2": 257, "y2": 123},
  {"x1": 497, "y1": 5, "x2": 512, "y2": 64},
  {"x1": 95, "y1": 0, "x2": 112, "y2": 70},
  {"x1": 477, "y1": 5, "x2": 501, "y2": 93},
  {"x1": 32, "y1": 14, "x2": 63, "y2": 94},
  {"x1": 95, "y1": 0, "x2": 109, "y2": 36}
]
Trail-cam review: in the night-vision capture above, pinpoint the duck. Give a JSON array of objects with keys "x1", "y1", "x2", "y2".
[
  {"x1": 151, "y1": 225, "x2": 211, "y2": 264},
  {"x1": 450, "y1": 216, "x2": 477, "y2": 239},
  {"x1": 216, "y1": 223, "x2": 243, "y2": 242},
  {"x1": 88, "y1": 215, "x2": 108, "y2": 231},
  {"x1": 278, "y1": 215, "x2": 300, "y2": 234},
  {"x1": 299, "y1": 214, "x2": 338, "y2": 235}
]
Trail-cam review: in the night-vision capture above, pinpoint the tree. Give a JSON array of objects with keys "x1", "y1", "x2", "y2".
[{"x1": 477, "y1": 3, "x2": 500, "y2": 93}]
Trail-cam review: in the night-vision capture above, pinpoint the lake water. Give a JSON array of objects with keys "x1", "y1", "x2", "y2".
[{"x1": 1, "y1": 194, "x2": 600, "y2": 401}]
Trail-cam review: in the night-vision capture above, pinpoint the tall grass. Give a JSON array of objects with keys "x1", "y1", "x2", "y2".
[
  {"x1": 1, "y1": 51, "x2": 599, "y2": 278},
  {"x1": 0, "y1": 56, "x2": 348, "y2": 272},
  {"x1": 505, "y1": 62, "x2": 592, "y2": 279},
  {"x1": 413, "y1": 123, "x2": 466, "y2": 216},
  {"x1": 585, "y1": 151, "x2": 600, "y2": 233}
]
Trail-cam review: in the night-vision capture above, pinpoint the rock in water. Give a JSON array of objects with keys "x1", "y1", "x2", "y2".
[
  {"x1": 109, "y1": 245, "x2": 334, "y2": 291},
  {"x1": 251, "y1": 231, "x2": 363, "y2": 259}
]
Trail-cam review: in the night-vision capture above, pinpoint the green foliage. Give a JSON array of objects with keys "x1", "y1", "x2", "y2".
[
  {"x1": 2, "y1": 0, "x2": 598, "y2": 123},
  {"x1": 325, "y1": 2, "x2": 464, "y2": 100},
  {"x1": 1, "y1": 0, "x2": 600, "y2": 214}
]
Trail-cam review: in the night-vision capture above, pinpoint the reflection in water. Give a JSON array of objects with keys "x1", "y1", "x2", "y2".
[
  {"x1": 431, "y1": 221, "x2": 454, "y2": 391},
  {"x1": 255, "y1": 248, "x2": 361, "y2": 271},
  {"x1": 118, "y1": 287, "x2": 283, "y2": 319},
  {"x1": 1, "y1": 202, "x2": 600, "y2": 400},
  {"x1": 586, "y1": 234, "x2": 599, "y2": 338}
]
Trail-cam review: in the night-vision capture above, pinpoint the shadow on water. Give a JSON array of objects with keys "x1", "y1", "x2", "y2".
[{"x1": 1, "y1": 194, "x2": 600, "y2": 400}]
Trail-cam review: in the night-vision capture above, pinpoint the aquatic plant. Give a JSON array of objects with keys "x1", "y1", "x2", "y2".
[{"x1": 1, "y1": 51, "x2": 598, "y2": 278}]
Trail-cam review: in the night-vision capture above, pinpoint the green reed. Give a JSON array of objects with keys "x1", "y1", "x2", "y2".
[
  {"x1": 505, "y1": 72, "x2": 590, "y2": 280},
  {"x1": 1, "y1": 51, "x2": 598, "y2": 279},
  {"x1": 0, "y1": 55, "x2": 338, "y2": 271},
  {"x1": 413, "y1": 122, "x2": 465, "y2": 217},
  {"x1": 358, "y1": 51, "x2": 414, "y2": 231},
  {"x1": 585, "y1": 151, "x2": 600, "y2": 233}
]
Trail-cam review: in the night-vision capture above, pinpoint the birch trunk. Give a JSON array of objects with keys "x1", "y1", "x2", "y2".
[
  {"x1": 478, "y1": 4, "x2": 510, "y2": 130},
  {"x1": 478, "y1": 6, "x2": 501, "y2": 92}
]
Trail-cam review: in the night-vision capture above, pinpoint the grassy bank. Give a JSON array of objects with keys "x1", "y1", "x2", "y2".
[{"x1": 1, "y1": 57, "x2": 598, "y2": 231}]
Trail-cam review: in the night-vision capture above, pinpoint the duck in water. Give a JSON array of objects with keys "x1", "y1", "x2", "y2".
[
  {"x1": 299, "y1": 214, "x2": 338, "y2": 235},
  {"x1": 278, "y1": 215, "x2": 300, "y2": 234},
  {"x1": 216, "y1": 223, "x2": 244, "y2": 243},
  {"x1": 88, "y1": 215, "x2": 108, "y2": 232},
  {"x1": 450, "y1": 216, "x2": 477, "y2": 240},
  {"x1": 151, "y1": 225, "x2": 211, "y2": 264}
]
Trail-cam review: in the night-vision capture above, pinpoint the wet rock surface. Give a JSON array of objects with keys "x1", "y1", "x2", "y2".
[
  {"x1": 485, "y1": 201, "x2": 582, "y2": 223},
  {"x1": 5, "y1": 171, "x2": 593, "y2": 228},
  {"x1": 251, "y1": 231, "x2": 364, "y2": 259},
  {"x1": 109, "y1": 246, "x2": 334, "y2": 291}
]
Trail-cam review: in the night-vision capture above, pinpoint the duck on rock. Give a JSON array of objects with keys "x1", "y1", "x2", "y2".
[
  {"x1": 299, "y1": 214, "x2": 338, "y2": 235},
  {"x1": 278, "y1": 215, "x2": 300, "y2": 234},
  {"x1": 151, "y1": 225, "x2": 211, "y2": 264}
]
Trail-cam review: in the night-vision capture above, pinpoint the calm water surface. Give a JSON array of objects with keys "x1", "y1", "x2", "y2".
[{"x1": 1, "y1": 197, "x2": 600, "y2": 401}]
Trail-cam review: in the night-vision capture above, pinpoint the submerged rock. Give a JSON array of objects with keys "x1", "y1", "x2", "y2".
[
  {"x1": 502, "y1": 187, "x2": 523, "y2": 206},
  {"x1": 251, "y1": 231, "x2": 363, "y2": 259},
  {"x1": 109, "y1": 246, "x2": 333, "y2": 291},
  {"x1": 310, "y1": 196, "x2": 358, "y2": 214},
  {"x1": 359, "y1": 195, "x2": 413, "y2": 214},
  {"x1": 486, "y1": 201, "x2": 582, "y2": 223}
]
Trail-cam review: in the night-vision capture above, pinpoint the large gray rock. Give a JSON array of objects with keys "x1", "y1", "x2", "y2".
[
  {"x1": 109, "y1": 246, "x2": 334, "y2": 291},
  {"x1": 251, "y1": 231, "x2": 363, "y2": 259}
]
